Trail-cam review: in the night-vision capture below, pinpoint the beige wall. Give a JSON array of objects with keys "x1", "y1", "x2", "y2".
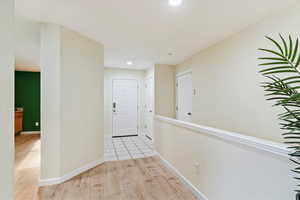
[
  {"x1": 41, "y1": 24, "x2": 104, "y2": 179},
  {"x1": 104, "y1": 68, "x2": 145, "y2": 135},
  {"x1": 176, "y1": 3, "x2": 300, "y2": 142},
  {"x1": 154, "y1": 119, "x2": 293, "y2": 200},
  {"x1": 0, "y1": 0, "x2": 14, "y2": 199},
  {"x1": 60, "y1": 27, "x2": 104, "y2": 175},
  {"x1": 154, "y1": 4, "x2": 300, "y2": 200},
  {"x1": 154, "y1": 64, "x2": 176, "y2": 118}
]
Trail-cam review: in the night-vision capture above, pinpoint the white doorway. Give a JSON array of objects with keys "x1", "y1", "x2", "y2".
[
  {"x1": 144, "y1": 77, "x2": 154, "y2": 139},
  {"x1": 112, "y1": 79, "x2": 139, "y2": 137},
  {"x1": 176, "y1": 72, "x2": 192, "y2": 122}
]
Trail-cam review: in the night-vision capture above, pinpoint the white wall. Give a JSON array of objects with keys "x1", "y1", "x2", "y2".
[
  {"x1": 176, "y1": 2, "x2": 300, "y2": 142},
  {"x1": 40, "y1": 24, "x2": 61, "y2": 179},
  {"x1": 60, "y1": 28, "x2": 104, "y2": 175},
  {"x1": 104, "y1": 68, "x2": 145, "y2": 135},
  {"x1": 41, "y1": 24, "x2": 104, "y2": 179},
  {"x1": 15, "y1": 15, "x2": 40, "y2": 68},
  {"x1": 155, "y1": 118, "x2": 293, "y2": 200},
  {"x1": 154, "y1": 64, "x2": 176, "y2": 118},
  {"x1": 0, "y1": 0, "x2": 14, "y2": 199},
  {"x1": 145, "y1": 66, "x2": 154, "y2": 79}
]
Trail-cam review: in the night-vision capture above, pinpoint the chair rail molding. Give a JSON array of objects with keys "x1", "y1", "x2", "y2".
[
  {"x1": 155, "y1": 115, "x2": 291, "y2": 158},
  {"x1": 176, "y1": 69, "x2": 192, "y2": 77}
]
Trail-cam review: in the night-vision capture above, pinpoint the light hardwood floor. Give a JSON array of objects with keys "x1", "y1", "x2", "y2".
[
  {"x1": 15, "y1": 134, "x2": 40, "y2": 200},
  {"x1": 39, "y1": 156, "x2": 197, "y2": 200},
  {"x1": 15, "y1": 135, "x2": 197, "y2": 200}
]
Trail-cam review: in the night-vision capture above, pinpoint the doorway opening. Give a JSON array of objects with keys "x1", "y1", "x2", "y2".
[
  {"x1": 14, "y1": 70, "x2": 41, "y2": 200},
  {"x1": 103, "y1": 69, "x2": 155, "y2": 162}
]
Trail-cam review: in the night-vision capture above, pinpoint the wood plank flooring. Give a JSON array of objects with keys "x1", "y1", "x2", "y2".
[
  {"x1": 15, "y1": 134, "x2": 40, "y2": 200},
  {"x1": 38, "y1": 157, "x2": 197, "y2": 200},
  {"x1": 15, "y1": 134, "x2": 197, "y2": 200}
]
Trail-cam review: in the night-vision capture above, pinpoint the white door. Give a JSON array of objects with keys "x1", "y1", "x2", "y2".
[
  {"x1": 112, "y1": 79, "x2": 138, "y2": 137},
  {"x1": 145, "y1": 77, "x2": 154, "y2": 139},
  {"x1": 176, "y1": 73, "x2": 192, "y2": 122}
]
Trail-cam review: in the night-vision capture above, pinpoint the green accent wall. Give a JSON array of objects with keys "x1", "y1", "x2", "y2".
[{"x1": 15, "y1": 71, "x2": 40, "y2": 131}]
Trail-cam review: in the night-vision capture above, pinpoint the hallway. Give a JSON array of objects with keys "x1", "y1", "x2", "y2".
[
  {"x1": 2, "y1": 1, "x2": 295, "y2": 198},
  {"x1": 15, "y1": 134, "x2": 197, "y2": 200},
  {"x1": 38, "y1": 156, "x2": 197, "y2": 200}
]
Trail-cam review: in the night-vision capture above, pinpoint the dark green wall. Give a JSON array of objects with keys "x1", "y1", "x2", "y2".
[{"x1": 15, "y1": 71, "x2": 40, "y2": 131}]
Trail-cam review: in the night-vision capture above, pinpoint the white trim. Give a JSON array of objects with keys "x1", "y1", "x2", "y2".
[
  {"x1": 176, "y1": 69, "x2": 192, "y2": 77},
  {"x1": 39, "y1": 158, "x2": 104, "y2": 186},
  {"x1": 21, "y1": 131, "x2": 41, "y2": 135},
  {"x1": 15, "y1": 66, "x2": 40, "y2": 72},
  {"x1": 145, "y1": 74, "x2": 154, "y2": 80},
  {"x1": 144, "y1": 76, "x2": 154, "y2": 140},
  {"x1": 155, "y1": 115, "x2": 291, "y2": 158},
  {"x1": 175, "y1": 71, "x2": 192, "y2": 120},
  {"x1": 156, "y1": 152, "x2": 208, "y2": 200}
]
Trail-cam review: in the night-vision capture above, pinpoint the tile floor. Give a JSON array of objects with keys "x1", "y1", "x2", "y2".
[{"x1": 104, "y1": 135, "x2": 155, "y2": 161}]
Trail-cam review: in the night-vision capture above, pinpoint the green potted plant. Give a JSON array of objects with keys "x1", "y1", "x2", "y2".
[{"x1": 258, "y1": 34, "x2": 300, "y2": 199}]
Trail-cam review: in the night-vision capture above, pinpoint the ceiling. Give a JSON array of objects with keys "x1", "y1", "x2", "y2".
[{"x1": 15, "y1": 0, "x2": 297, "y2": 69}]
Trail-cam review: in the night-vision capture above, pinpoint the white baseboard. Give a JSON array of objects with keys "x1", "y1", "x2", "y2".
[
  {"x1": 39, "y1": 158, "x2": 104, "y2": 186},
  {"x1": 156, "y1": 152, "x2": 208, "y2": 200},
  {"x1": 21, "y1": 131, "x2": 41, "y2": 135}
]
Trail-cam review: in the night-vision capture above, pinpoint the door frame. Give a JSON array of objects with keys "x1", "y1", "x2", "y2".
[
  {"x1": 144, "y1": 75, "x2": 154, "y2": 140},
  {"x1": 111, "y1": 78, "x2": 140, "y2": 137},
  {"x1": 175, "y1": 69, "x2": 192, "y2": 120}
]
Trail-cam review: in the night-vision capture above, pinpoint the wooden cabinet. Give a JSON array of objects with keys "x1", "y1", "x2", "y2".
[{"x1": 15, "y1": 111, "x2": 23, "y2": 135}]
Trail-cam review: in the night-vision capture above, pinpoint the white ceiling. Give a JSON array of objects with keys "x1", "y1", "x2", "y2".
[{"x1": 15, "y1": 0, "x2": 297, "y2": 69}]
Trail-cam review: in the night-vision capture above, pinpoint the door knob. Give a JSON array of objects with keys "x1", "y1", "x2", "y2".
[{"x1": 187, "y1": 112, "x2": 192, "y2": 116}]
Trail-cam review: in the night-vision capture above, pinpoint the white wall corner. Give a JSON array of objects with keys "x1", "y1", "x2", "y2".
[
  {"x1": 156, "y1": 152, "x2": 208, "y2": 200},
  {"x1": 39, "y1": 157, "x2": 104, "y2": 187}
]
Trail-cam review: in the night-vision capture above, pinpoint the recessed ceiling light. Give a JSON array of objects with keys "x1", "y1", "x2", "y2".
[
  {"x1": 127, "y1": 61, "x2": 133, "y2": 65},
  {"x1": 169, "y1": 0, "x2": 182, "y2": 7}
]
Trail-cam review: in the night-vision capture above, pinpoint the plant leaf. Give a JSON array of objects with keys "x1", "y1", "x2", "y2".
[
  {"x1": 295, "y1": 53, "x2": 300, "y2": 68},
  {"x1": 262, "y1": 69, "x2": 297, "y2": 75},
  {"x1": 259, "y1": 61, "x2": 289, "y2": 66},
  {"x1": 259, "y1": 66, "x2": 294, "y2": 73},
  {"x1": 258, "y1": 48, "x2": 285, "y2": 58},
  {"x1": 258, "y1": 57, "x2": 287, "y2": 61},
  {"x1": 292, "y1": 38, "x2": 299, "y2": 62},
  {"x1": 265, "y1": 36, "x2": 284, "y2": 55},
  {"x1": 280, "y1": 34, "x2": 288, "y2": 56},
  {"x1": 288, "y1": 35, "x2": 293, "y2": 59}
]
